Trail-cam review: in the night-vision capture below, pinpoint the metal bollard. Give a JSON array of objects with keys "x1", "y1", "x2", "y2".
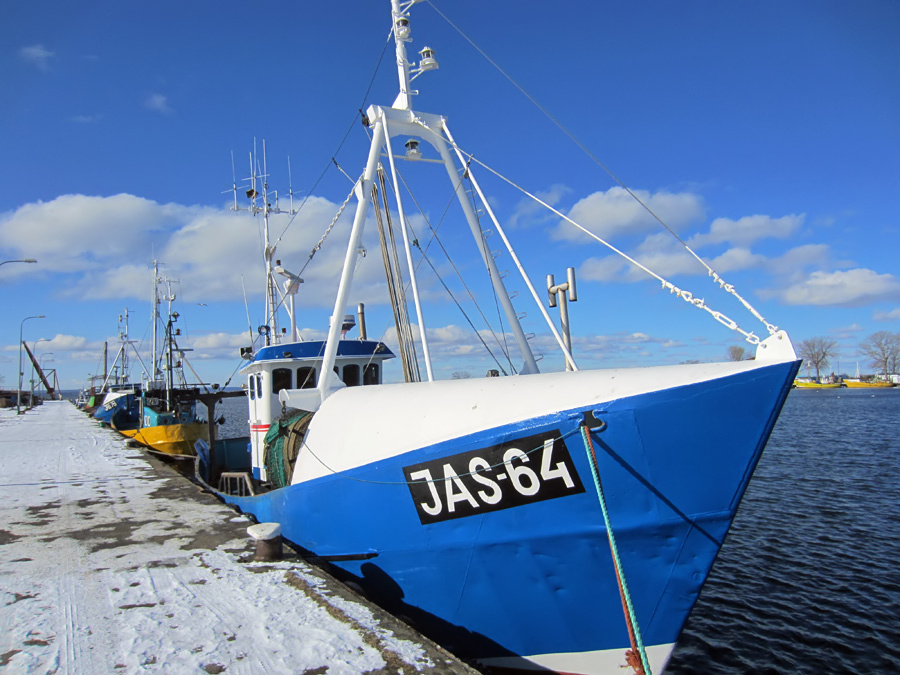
[{"x1": 247, "y1": 522, "x2": 283, "y2": 562}]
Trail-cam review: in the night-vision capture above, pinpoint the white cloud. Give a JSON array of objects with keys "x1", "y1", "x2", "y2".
[
  {"x1": 552, "y1": 186, "x2": 705, "y2": 243},
  {"x1": 3, "y1": 333, "x2": 103, "y2": 363},
  {"x1": 775, "y1": 269, "x2": 900, "y2": 307},
  {"x1": 39, "y1": 334, "x2": 91, "y2": 351},
  {"x1": 19, "y1": 44, "x2": 54, "y2": 70},
  {"x1": 579, "y1": 240, "x2": 763, "y2": 285},
  {"x1": 873, "y1": 308, "x2": 900, "y2": 321},
  {"x1": 145, "y1": 93, "x2": 172, "y2": 114},
  {"x1": 0, "y1": 194, "x2": 189, "y2": 274},
  {"x1": 706, "y1": 247, "x2": 767, "y2": 273},
  {"x1": 181, "y1": 331, "x2": 255, "y2": 362},
  {"x1": 579, "y1": 255, "x2": 628, "y2": 282},
  {"x1": 767, "y1": 244, "x2": 831, "y2": 279},
  {"x1": 0, "y1": 192, "x2": 401, "y2": 311},
  {"x1": 688, "y1": 214, "x2": 805, "y2": 248},
  {"x1": 508, "y1": 183, "x2": 571, "y2": 229}
]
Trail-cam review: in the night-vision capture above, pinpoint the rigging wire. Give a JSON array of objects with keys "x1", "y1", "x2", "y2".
[
  {"x1": 424, "y1": 0, "x2": 778, "y2": 339},
  {"x1": 463, "y1": 149, "x2": 770, "y2": 344},
  {"x1": 372, "y1": 179, "x2": 419, "y2": 382},
  {"x1": 412, "y1": 240, "x2": 511, "y2": 375},
  {"x1": 377, "y1": 169, "x2": 422, "y2": 381},
  {"x1": 386, "y1": 164, "x2": 517, "y2": 374},
  {"x1": 460, "y1": 164, "x2": 515, "y2": 369},
  {"x1": 271, "y1": 27, "x2": 395, "y2": 251}
]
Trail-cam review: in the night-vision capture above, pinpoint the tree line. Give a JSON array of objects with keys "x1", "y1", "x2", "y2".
[{"x1": 797, "y1": 331, "x2": 900, "y2": 381}]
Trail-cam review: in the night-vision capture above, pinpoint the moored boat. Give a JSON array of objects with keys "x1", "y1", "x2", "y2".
[
  {"x1": 118, "y1": 264, "x2": 212, "y2": 459},
  {"x1": 204, "y1": 3, "x2": 801, "y2": 673},
  {"x1": 793, "y1": 378, "x2": 842, "y2": 389},
  {"x1": 91, "y1": 311, "x2": 143, "y2": 427},
  {"x1": 93, "y1": 385, "x2": 141, "y2": 427},
  {"x1": 842, "y1": 378, "x2": 894, "y2": 388},
  {"x1": 118, "y1": 386, "x2": 209, "y2": 457}
]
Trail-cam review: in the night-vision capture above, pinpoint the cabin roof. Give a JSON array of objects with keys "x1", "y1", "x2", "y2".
[{"x1": 247, "y1": 339, "x2": 395, "y2": 366}]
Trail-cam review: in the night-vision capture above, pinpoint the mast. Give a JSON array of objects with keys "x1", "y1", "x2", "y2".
[
  {"x1": 165, "y1": 283, "x2": 176, "y2": 408},
  {"x1": 118, "y1": 309, "x2": 130, "y2": 385},
  {"x1": 317, "y1": 121, "x2": 386, "y2": 398},
  {"x1": 317, "y1": 0, "x2": 541, "y2": 395},
  {"x1": 391, "y1": 0, "x2": 415, "y2": 110},
  {"x1": 231, "y1": 139, "x2": 298, "y2": 347},
  {"x1": 151, "y1": 261, "x2": 160, "y2": 381}
]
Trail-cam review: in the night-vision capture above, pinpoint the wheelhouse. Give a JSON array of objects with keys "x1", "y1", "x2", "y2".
[{"x1": 241, "y1": 339, "x2": 395, "y2": 481}]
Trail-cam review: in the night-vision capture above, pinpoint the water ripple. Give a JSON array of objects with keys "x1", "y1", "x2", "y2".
[{"x1": 666, "y1": 389, "x2": 900, "y2": 674}]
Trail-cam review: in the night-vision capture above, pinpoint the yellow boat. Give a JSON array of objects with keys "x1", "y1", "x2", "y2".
[
  {"x1": 842, "y1": 378, "x2": 894, "y2": 388},
  {"x1": 115, "y1": 270, "x2": 212, "y2": 459},
  {"x1": 793, "y1": 379, "x2": 842, "y2": 389},
  {"x1": 120, "y1": 420, "x2": 209, "y2": 458}
]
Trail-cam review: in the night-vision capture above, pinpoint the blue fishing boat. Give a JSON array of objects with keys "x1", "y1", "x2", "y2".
[
  {"x1": 92, "y1": 385, "x2": 140, "y2": 429},
  {"x1": 207, "y1": 2, "x2": 800, "y2": 673},
  {"x1": 92, "y1": 310, "x2": 142, "y2": 429}
]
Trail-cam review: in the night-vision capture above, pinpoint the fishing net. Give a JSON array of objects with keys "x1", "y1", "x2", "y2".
[{"x1": 263, "y1": 408, "x2": 313, "y2": 489}]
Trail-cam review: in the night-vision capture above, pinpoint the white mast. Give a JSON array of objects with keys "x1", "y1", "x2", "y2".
[
  {"x1": 118, "y1": 309, "x2": 130, "y2": 385},
  {"x1": 231, "y1": 139, "x2": 298, "y2": 347},
  {"x1": 316, "y1": 0, "x2": 540, "y2": 398},
  {"x1": 151, "y1": 261, "x2": 159, "y2": 380}
]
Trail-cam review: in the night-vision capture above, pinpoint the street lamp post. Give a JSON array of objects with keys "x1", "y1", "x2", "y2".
[
  {"x1": 1, "y1": 259, "x2": 37, "y2": 268},
  {"x1": 17, "y1": 315, "x2": 46, "y2": 414}
]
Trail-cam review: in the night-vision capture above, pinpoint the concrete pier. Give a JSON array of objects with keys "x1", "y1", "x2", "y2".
[{"x1": 0, "y1": 401, "x2": 479, "y2": 674}]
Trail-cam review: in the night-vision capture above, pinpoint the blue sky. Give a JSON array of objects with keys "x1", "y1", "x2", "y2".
[{"x1": 2, "y1": 0, "x2": 898, "y2": 391}]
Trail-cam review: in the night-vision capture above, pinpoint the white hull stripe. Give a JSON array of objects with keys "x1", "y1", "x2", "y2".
[{"x1": 477, "y1": 641, "x2": 675, "y2": 675}]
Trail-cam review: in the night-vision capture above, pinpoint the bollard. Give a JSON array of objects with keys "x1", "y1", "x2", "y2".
[{"x1": 247, "y1": 522, "x2": 283, "y2": 562}]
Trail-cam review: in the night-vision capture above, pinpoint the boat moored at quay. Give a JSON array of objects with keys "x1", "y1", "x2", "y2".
[{"x1": 203, "y1": 2, "x2": 801, "y2": 673}]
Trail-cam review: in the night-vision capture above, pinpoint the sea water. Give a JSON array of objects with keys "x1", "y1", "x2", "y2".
[
  {"x1": 667, "y1": 387, "x2": 900, "y2": 674},
  {"x1": 215, "y1": 388, "x2": 900, "y2": 673}
]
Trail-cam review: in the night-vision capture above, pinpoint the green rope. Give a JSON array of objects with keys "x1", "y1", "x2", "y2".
[{"x1": 580, "y1": 423, "x2": 652, "y2": 675}]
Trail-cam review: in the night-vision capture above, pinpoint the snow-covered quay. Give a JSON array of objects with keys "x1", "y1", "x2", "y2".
[{"x1": 0, "y1": 401, "x2": 477, "y2": 675}]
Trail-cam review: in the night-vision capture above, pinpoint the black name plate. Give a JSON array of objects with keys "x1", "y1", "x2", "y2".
[{"x1": 403, "y1": 430, "x2": 585, "y2": 524}]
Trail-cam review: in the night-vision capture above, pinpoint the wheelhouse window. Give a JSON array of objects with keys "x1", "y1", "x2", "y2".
[
  {"x1": 256, "y1": 373, "x2": 263, "y2": 399},
  {"x1": 342, "y1": 364, "x2": 360, "y2": 387},
  {"x1": 296, "y1": 366, "x2": 316, "y2": 389},
  {"x1": 363, "y1": 364, "x2": 380, "y2": 385},
  {"x1": 272, "y1": 367, "x2": 292, "y2": 393},
  {"x1": 248, "y1": 374, "x2": 255, "y2": 400}
]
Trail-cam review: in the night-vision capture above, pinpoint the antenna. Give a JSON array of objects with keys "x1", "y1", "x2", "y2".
[
  {"x1": 228, "y1": 138, "x2": 299, "y2": 345},
  {"x1": 225, "y1": 151, "x2": 239, "y2": 211},
  {"x1": 287, "y1": 156, "x2": 295, "y2": 213}
]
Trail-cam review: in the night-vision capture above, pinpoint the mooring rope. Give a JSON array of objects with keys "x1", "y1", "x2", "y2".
[{"x1": 579, "y1": 421, "x2": 651, "y2": 675}]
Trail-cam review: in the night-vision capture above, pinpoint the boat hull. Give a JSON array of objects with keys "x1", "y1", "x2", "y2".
[
  {"x1": 216, "y1": 359, "x2": 798, "y2": 674},
  {"x1": 93, "y1": 391, "x2": 140, "y2": 428},
  {"x1": 842, "y1": 379, "x2": 893, "y2": 388},
  {"x1": 793, "y1": 381, "x2": 841, "y2": 389},
  {"x1": 120, "y1": 422, "x2": 208, "y2": 457}
]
